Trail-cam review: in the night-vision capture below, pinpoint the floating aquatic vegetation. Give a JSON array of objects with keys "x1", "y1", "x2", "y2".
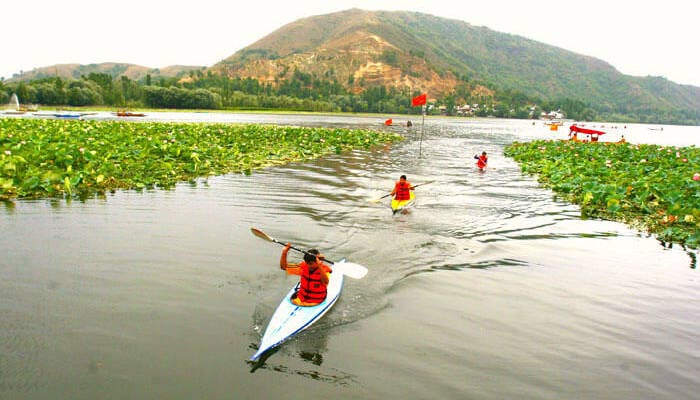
[
  {"x1": 0, "y1": 118, "x2": 402, "y2": 201},
  {"x1": 505, "y1": 140, "x2": 700, "y2": 248}
]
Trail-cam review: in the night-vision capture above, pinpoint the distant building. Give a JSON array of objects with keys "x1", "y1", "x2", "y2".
[
  {"x1": 456, "y1": 104, "x2": 474, "y2": 116},
  {"x1": 541, "y1": 110, "x2": 564, "y2": 120}
]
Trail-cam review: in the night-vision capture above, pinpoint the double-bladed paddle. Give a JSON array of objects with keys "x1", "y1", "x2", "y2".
[
  {"x1": 368, "y1": 180, "x2": 434, "y2": 203},
  {"x1": 250, "y1": 227, "x2": 368, "y2": 279}
]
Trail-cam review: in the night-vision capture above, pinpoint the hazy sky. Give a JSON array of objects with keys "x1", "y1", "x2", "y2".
[{"x1": 3, "y1": 0, "x2": 698, "y2": 87}]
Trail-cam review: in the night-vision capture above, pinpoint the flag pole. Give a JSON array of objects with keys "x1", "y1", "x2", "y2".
[
  {"x1": 419, "y1": 105, "x2": 425, "y2": 158},
  {"x1": 411, "y1": 93, "x2": 427, "y2": 158}
]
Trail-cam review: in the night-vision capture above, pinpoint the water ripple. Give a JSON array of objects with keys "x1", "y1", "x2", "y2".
[{"x1": 2, "y1": 116, "x2": 698, "y2": 398}]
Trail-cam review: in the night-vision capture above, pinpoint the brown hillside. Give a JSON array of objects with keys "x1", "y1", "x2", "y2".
[
  {"x1": 212, "y1": 9, "x2": 459, "y2": 97},
  {"x1": 208, "y1": 8, "x2": 700, "y2": 113}
]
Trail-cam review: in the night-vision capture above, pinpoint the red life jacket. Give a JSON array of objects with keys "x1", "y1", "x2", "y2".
[
  {"x1": 296, "y1": 261, "x2": 328, "y2": 304},
  {"x1": 394, "y1": 181, "x2": 412, "y2": 200},
  {"x1": 476, "y1": 155, "x2": 488, "y2": 169}
]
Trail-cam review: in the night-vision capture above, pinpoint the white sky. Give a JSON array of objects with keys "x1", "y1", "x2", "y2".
[{"x1": 2, "y1": 0, "x2": 698, "y2": 87}]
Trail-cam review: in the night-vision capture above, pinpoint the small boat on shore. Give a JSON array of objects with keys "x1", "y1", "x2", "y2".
[
  {"x1": 53, "y1": 112, "x2": 82, "y2": 119},
  {"x1": 115, "y1": 110, "x2": 146, "y2": 117},
  {"x1": 544, "y1": 119, "x2": 564, "y2": 126}
]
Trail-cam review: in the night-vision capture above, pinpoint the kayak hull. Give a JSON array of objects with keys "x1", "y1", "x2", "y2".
[
  {"x1": 250, "y1": 260, "x2": 344, "y2": 361},
  {"x1": 391, "y1": 191, "x2": 415, "y2": 214}
]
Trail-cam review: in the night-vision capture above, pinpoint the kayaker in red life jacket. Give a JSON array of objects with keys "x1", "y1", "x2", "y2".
[
  {"x1": 474, "y1": 151, "x2": 488, "y2": 170},
  {"x1": 280, "y1": 244, "x2": 332, "y2": 306},
  {"x1": 390, "y1": 175, "x2": 414, "y2": 200}
]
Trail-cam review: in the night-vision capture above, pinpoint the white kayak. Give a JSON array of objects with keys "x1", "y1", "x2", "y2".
[{"x1": 250, "y1": 260, "x2": 345, "y2": 361}]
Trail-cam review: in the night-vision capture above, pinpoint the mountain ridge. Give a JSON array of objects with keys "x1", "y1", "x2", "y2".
[
  {"x1": 5, "y1": 9, "x2": 699, "y2": 121},
  {"x1": 6, "y1": 62, "x2": 203, "y2": 82},
  {"x1": 213, "y1": 9, "x2": 699, "y2": 112}
]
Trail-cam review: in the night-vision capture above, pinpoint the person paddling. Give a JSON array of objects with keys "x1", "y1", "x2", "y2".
[
  {"x1": 390, "y1": 175, "x2": 414, "y2": 201},
  {"x1": 474, "y1": 151, "x2": 488, "y2": 170},
  {"x1": 280, "y1": 244, "x2": 332, "y2": 306}
]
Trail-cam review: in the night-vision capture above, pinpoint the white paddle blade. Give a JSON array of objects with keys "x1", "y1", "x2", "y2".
[
  {"x1": 250, "y1": 227, "x2": 274, "y2": 242},
  {"x1": 333, "y1": 262, "x2": 368, "y2": 279}
]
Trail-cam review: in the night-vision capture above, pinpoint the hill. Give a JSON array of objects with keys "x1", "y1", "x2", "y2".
[
  {"x1": 212, "y1": 9, "x2": 700, "y2": 115},
  {"x1": 7, "y1": 62, "x2": 204, "y2": 82},
  {"x1": 3, "y1": 9, "x2": 698, "y2": 123}
]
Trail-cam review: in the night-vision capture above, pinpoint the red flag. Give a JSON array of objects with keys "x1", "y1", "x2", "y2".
[
  {"x1": 411, "y1": 93, "x2": 427, "y2": 107},
  {"x1": 384, "y1": 118, "x2": 393, "y2": 126}
]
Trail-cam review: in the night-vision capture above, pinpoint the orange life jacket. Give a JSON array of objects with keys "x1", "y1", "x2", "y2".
[
  {"x1": 295, "y1": 261, "x2": 328, "y2": 304},
  {"x1": 394, "y1": 181, "x2": 412, "y2": 200}
]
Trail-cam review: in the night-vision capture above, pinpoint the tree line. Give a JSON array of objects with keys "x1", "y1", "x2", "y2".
[{"x1": 1, "y1": 72, "x2": 697, "y2": 125}]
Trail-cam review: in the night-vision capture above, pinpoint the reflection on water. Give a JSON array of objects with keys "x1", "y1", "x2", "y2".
[{"x1": 1, "y1": 114, "x2": 698, "y2": 400}]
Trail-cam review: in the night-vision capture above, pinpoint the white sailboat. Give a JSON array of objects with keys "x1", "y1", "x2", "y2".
[{"x1": 4, "y1": 93, "x2": 25, "y2": 114}]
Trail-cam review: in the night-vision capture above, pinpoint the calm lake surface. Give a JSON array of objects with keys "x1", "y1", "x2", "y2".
[{"x1": 1, "y1": 114, "x2": 699, "y2": 399}]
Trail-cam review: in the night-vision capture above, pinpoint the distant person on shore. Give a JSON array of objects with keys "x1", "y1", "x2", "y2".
[
  {"x1": 617, "y1": 135, "x2": 626, "y2": 144},
  {"x1": 474, "y1": 151, "x2": 488, "y2": 170}
]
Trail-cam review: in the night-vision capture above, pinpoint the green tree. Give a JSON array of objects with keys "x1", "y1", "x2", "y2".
[{"x1": 15, "y1": 81, "x2": 30, "y2": 104}]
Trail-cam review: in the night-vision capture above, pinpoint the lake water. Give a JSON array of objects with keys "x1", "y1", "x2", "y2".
[{"x1": 1, "y1": 114, "x2": 699, "y2": 399}]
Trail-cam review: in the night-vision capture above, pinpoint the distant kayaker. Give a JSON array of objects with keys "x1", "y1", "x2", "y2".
[
  {"x1": 280, "y1": 244, "x2": 332, "y2": 306},
  {"x1": 391, "y1": 175, "x2": 414, "y2": 201},
  {"x1": 474, "y1": 151, "x2": 488, "y2": 170}
]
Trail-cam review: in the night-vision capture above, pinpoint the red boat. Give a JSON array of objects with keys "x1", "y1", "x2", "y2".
[
  {"x1": 569, "y1": 124, "x2": 605, "y2": 142},
  {"x1": 569, "y1": 125, "x2": 605, "y2": 135}
]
